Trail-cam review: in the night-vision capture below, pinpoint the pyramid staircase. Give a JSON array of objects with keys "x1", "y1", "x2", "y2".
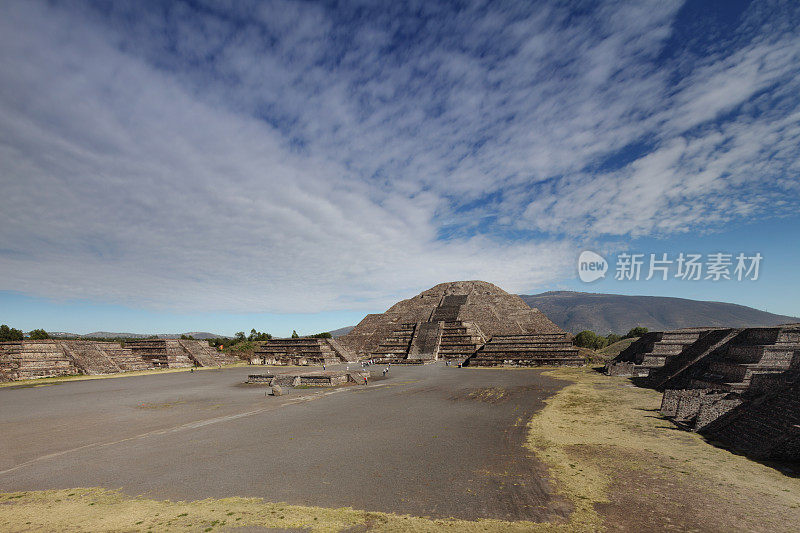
[
  {"x1": 371, "y1": 323, "x2": 418, "y2": 363},
  {"x1": 102, "y1": 342, "x2": 152, "y2": 371},
  {"x1": 61, "y1": 341, "x2": 122, "y2": 375},
  {"x1": 605, "y1": 328, "x2": 714, "y2": 377},
  {"x1": 429, "y1": 295, "x2": 467, "y2": 322},
  {"x1": 682, "y1": 326, "x2": 800, "y2": 394},
  {"x1": 407, "y1": 321, "x2": 444, "y2": 361},
  {"x1": 644, "y1": 328, "x2": 741, "y2": 390},
  {"x1": 437, "y1": 321, "x2": 486, "y2": 359},
  {"x1": 464, "y1": 333, "x2": 583, "y2": 367},
  {"x1": 126, "y1": 340, "x2": 195, "y2": 369},
  {"x1": 178, "y1": 339, "x2": 240, "y2": 366},
  {"x1": 660, "y1": 325, "x2": 800, "y2": 431},
  {"x1": 326, "y1": 338, "x2": 358, "y2": 362}
]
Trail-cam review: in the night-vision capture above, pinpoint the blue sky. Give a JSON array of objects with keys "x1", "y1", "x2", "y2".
[{"x1": 1, "y1": 0, "x2": 799, "y2": 336}]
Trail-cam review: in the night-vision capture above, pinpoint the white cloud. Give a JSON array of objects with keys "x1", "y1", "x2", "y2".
[{"x1": 0, "y1": 0, "x2": 798, "y2": 313}]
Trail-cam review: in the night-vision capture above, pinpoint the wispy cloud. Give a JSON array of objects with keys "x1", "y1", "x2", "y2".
[{"x1": 0, "y1": 0, "x2": 798, "y2": 312}]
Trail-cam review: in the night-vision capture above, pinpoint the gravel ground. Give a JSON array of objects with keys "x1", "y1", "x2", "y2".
[{"x1": 0, "y1": 362, "x2": 568, "y2": 521}]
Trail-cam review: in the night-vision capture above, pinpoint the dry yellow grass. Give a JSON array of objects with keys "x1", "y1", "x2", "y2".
[
  {"x1": 526, "y1": 367, "x2": 800, "y2": 532},
  {"x1": 0, "y1": 488, "x2": 583, "y2": 532},
  {"x1": 2, "y1": 367, "x2": 798, "y2": 532}
]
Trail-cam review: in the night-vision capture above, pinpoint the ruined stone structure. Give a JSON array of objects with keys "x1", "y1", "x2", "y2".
[
  {"x1": 254, "y1": 338, "x2": 357, "y2": 366},
  {"x1": 177, "y1": 338, "x2": 240, "y2": 366},
  {"x1": 126, "y1": 339, "x2": 196, "y2": 368},
  {"x1": 0, "y1": 340, "x2": 79, "y2": 380},
  {"x1": 699, "y1": 373, "x2": 800, "y2": 461},
  {"x1": 339, "y1": 281, "x2": 580, "y2": 366},
  {"x1": 0, "y1": 338, "x2": 238, "y2": 382},
  {"x1": 246, "y1": 369, "x2": 369, "y2": 387},
  {"x1": 659, "y1": 325, "x2": 800, "y2": 431},
  {"x1": 604, "y1": 324, "x2": 800, "y2": 462},
  {"x1": 604, "y1": 328, "x2": 716, "y2": 378},
  {"x1": 464, "y1": 333, "x2": 582, "y2": 367},
  {"x1": 341, "y1": 281, "x2": 562, "y2": 359}
]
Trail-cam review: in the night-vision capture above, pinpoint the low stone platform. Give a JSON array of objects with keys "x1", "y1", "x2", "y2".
[
  {"x1": 463, "y1": 333, "x2": 583, "y2": 367},
  {"x1": 0, "y1": 339, "x2": 238, "y2": 381},
  {"x1": 246, "y1": 369, "x2": 370, "y2": 387},
  {"x1": 254, "y1": 338, "x2": 355, "y2": 366}
]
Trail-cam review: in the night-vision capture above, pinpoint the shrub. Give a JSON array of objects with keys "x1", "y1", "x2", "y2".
[
  {"x1": 0, "y1": 324, "x2": 24, "y2": 341},
  {"x1": 625, "y1": 326, "x2": 648, "y2": 339},
  {"x1": 573, "y1": 330, "x2": 598, "y2": 349},
  {"x1": 28, "y1": 329, "x2": 49, "y2": 340}
]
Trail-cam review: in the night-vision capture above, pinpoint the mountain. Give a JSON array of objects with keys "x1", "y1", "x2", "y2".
[
  {"x1": 48, "y1": 331, "x2": 227, "y2": 340},
  {"x1": 329, "y1": 326, "x2": 354, "y2": 338},
  {"x1": 520, "y1": 291, "x2": 799, "y2": 334}
]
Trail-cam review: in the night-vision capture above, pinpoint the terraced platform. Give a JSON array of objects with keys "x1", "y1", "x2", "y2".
[
  {"x1": 0, "y1": 339, "x2": 238, "y2": 382},
  {"x1": 605, "y1": 328, "x2": 715, "y2": 377},
  {"x1": 660, "y1": 325, "x2": 800, "y2": 431},
  {"x1": 341, "y1": 280, "x2": 562, "y2": 358},
  {"x1": 254, "y1": 338, "x2": 354, "y2": 366},
  {"x1": 464, "y1": 333, "x2": 583, "y2": 367}
]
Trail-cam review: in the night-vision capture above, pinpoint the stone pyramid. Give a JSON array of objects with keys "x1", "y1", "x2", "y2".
[{"x1": 339, "y1": 280, "x2": 564, "y2": 360}]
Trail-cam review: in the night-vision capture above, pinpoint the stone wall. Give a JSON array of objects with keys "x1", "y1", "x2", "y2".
[
  {"x1": 254, "y1": 338, "x2": 346, "y2": 366},
  {"x1": 604, "y1": 328, "x2": 715, "y2": 378},
  {"x1": 464, "y1": 333, "x2": 583, "y2": 367},
  {"x1": 653, "y1": 324, "x2": 800, "y2": 461},
  {"x1": 0, "y1": 338, "x2": 236, "y2": 382},
  {"x1": 700, "y1": 372, "x2": 800, "y2": 461}
]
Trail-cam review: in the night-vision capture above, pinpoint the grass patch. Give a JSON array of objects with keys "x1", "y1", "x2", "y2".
[
  {"x1": 0, "y1": 488, "x2": 584, "y2": 532},
  {"x1": 594, "y1": 338, "x2": 637, "y2": 359},
  {"x1": 526, "y1": 367, "x2": 800, "y2": 532}
]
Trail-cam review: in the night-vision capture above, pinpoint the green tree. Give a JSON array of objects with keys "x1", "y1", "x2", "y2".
[
  {"x1": 625, "y1": 326, "x2": 648, "y2": 339},
  {"x1": 594, "y1": 336, "x2": 609, "y2": 350},
  {"x1": 0, "y1": 324, "x2": 24, "y2": 341},
  {"x1": 234, "y1": 331, "x2": 246, "y2": 342},
  {"x1": 573, "y1": 330, "x2": 598, "y2": 349},
  {"x1": 311, "y1": 332, "x2": 332, "y2": 338},
  {"x1": 28, "y1": 329, "x2": 49, "y2": 340},
  {"x1": 291, "y1": 330, "x2": 299, "y2": 339},
  {"x1": 605, "y1": 333, "x2": 623, "y2": 345}
]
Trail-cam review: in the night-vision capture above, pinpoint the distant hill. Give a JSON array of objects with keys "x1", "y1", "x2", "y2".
[
  {"x1": 44, "y1": 291, "x2": 798, "y2": 341},
  {"x1": 520, "y1": 291, "x2": 799, "y2": 334},
  {"x1": 48, "y1": 331, "x2": 227, "y2": 340},
  {"x1": 330, "y1": 326, "x2": 354, "y2": 338}
]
